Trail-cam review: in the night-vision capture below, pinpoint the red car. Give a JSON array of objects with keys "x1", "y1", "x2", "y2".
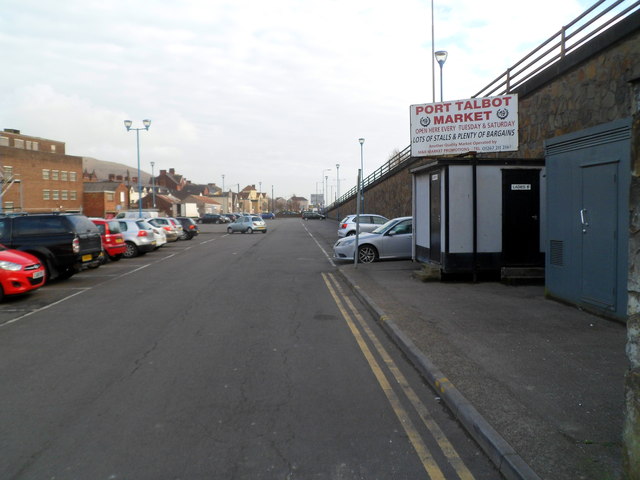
[
  {"x1": 90, "y1": 218, "x2": 127, "y2": 261},
  {"x1": 0, "y1": 245, "x2": 46, "y2": 301}
]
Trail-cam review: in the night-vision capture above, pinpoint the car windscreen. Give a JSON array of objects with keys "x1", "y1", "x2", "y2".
[
  {"x1": 107, "y1": 221, "x2": 122, "y2": 233},
  {"x1": 371, "y1": 219, "x2": 396, "y2": 234}
]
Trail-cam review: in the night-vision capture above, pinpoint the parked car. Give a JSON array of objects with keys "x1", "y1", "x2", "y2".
[
  {"x1": 150, "y1": 225, "x2": 167, "y2": 249},
  {"x1": 334, "y1": 216, "x2": 413, "y2": 263},
  {"x1": 148, "y1": 217, "x2": 181, "y2": 242},
  {"x1": 337, "y1": 214, "x2": 389, "y2": 237},
  {"x1": 227, "y1": 215, "x2": 267, "y2": 234},
  {"x1": 224, "y1": 213, "x2": 238, "y2": 222},
  {"x1": 0, "y1": 213, "x2": 103, "y2": 281},
  {"x1": 176, "y1": 217, "x2": 199, "y2": 240},
  {"x1": 261, "y1": 212, "x2": 276, "y2": 220},
  {"x1": 198, "y1": 214, "x2": 229, "y2": 224},
  {"x1": 0, "y1": 245, "x2": 46, "y2": 301},
  {"x1": 90, "y1": 218, "x2": 127, "y2": 262},
  {"x1": 116, "y1": 219, "x2": 157, "y2": 258},
  {"x1": 302, "y1": 211, "x2": 325, "y2": 220}
]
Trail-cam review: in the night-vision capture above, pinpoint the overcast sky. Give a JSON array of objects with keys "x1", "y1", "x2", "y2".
[{"x1": 1, "y1": 0, "x2": 595, "y2": 202}]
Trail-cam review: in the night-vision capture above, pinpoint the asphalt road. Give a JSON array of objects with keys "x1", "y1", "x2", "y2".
[{"x1": 0, "y1": 218, "x2": 500, "y2": 479}]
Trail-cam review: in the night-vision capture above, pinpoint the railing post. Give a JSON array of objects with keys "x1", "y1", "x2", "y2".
[
  {"x1": 506, "y1": 68, "x2": 511, "y2": 93},
  {"x1": 561, "y1": 26, "x2": 567, "y2": 57}
]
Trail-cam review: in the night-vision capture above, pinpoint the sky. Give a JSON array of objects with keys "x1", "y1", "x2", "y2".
[{"x1": 0, "y1": 0, "x2": 596, "y2": 203}]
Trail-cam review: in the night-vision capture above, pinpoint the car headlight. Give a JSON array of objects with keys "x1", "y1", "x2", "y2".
[
  {"x1": 337, "y1": 238, "x2": 356, "y2": 247},
  {"x1": 0, "y1": 260, "x2": 23, "y2": 271}
]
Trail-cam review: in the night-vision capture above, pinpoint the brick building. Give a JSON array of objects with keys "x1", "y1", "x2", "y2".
[
  {"x1": 83, "y1": 181, "x2": 130, "y2": 218},
  {"x1": 0, "y1": 129, "x2": 84, "y2": 213}
]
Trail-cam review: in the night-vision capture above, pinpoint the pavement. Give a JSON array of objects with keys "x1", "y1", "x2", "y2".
[{"x1": 335, "y1": 260, "x2": 627, "y2": 480}]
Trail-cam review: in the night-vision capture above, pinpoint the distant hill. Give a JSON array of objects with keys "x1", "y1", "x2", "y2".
[{"x1": 82, "y1": 157, "x2": 153, "y2": 184}]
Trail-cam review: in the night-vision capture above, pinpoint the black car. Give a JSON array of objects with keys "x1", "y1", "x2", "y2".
[
  {"x1": 302, "y1": 211, "x2": 326, "y2": 220},
  {"x1": 198, "y1": 214, "x2": 229, "y2": 224},
  {"x1": 0, "y1": 214, "x2": 103, "y2": 281},
  {"x1": 176, "y1": 217, "x2": 199, "y2": 240}
]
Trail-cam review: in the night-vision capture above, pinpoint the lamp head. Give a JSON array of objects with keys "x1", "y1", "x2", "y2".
[
  {"x1": 358, "y1": 138, "x2": 365, "y2": 145},
  {"x1": 435, "y1": 50, "x2": 448, "y2": 66},
  {"x1": 124, "y1": 120, "x2": 133, "y2": 131},
  {"x1": 143, "y1": 119, "x2": 151, "y2": 130}
]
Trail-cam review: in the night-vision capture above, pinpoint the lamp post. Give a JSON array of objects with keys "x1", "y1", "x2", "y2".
[
  {"x1": 358, "y1": 138, "x2": 365, "y2": 213},
  {"x1": 321, "y1": 168, "x2": 331, "y2": 209},
  {"x1": 124, "y1": 119, "x2": 151, "y2": 217},
  {"x1": 435, "y1": 50, "x2": 448, "y2": 102},
  {"x1": 150, "y1": 161, "x2": 156, "y2": 209}
]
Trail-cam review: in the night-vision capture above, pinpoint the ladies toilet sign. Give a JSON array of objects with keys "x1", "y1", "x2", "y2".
[{"x1": 410, "y1": 94, "x2": 518, "y2": 156}]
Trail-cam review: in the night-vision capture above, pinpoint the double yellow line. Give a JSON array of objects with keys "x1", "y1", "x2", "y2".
[{"x1": 322, "y1": 272, "x2": 476, "y2": 480}]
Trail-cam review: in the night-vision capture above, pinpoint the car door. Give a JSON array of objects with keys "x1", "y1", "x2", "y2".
[{"x1": 381, "y1": 219, "x2": 413, "y2": 258}]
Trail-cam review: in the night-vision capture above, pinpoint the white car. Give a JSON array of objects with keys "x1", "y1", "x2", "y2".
[
  {"x1": 334, "y1": 216, "x2": 412, "y2": 263},
  {"x1": 149, "y1": 225, "x2": 167, "y2": 248},
  {"x1": 337, "y1": 214, "x2": 389, "y2": 237}
]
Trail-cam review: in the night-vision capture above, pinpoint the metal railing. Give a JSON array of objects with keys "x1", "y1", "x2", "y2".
[
  {"x1": 473, "y1": 0, "x2": 640, "y2": 98},
  {"x1": 328, "y1": 145, "x2": 412, "y2": 210}
]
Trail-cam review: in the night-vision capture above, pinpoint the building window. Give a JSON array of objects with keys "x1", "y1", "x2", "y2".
[
  {"x1": 25, "y1": 141, "x2": 32, "y2": 150},
  {"x1": 70, "y1": 171, "x2": 77, "y2": 181},
  {"x1": 52, "y1": 190, "x2": 59, "y2": 200},
  {"x1": 62, "y1": 190, "x2": 68, "y2": 200},
  {"x1": 3, "y1": 202, "x2": 14, "y2": 211},
  {"x1": 14, "y1": 139, "x2": 24, "y2": 149},
  {"x1": 70, "y1": 191, "x2": 77, "y2": 200},
  {"x1": 43, "y1": 190, "x2": 50, "y2": 200},
  {"x1": 52, "y1": 170, "x2": 59, "y2": 180},
  {"x1": 42, "y1": 169, "x2": 50, "y2": 180},
  {"x1": 51, "y1": 145, "x2": 56, "y2": 153},
  {"x1": 107, "y1": 192, "x2": 115, "y2": 201},
  {"x1": 3, "y1": 166, "x2": 13, "y2": 177},
  {"x1": 61, "y1": 171, "x2": 68, "y2": 181},
  {"x1": 32, "y1": 142, "x2": 39, "y2": 151}
]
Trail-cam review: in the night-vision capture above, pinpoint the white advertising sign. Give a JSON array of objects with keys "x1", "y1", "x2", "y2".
[{"x1": 410, "y1": 94, "x2": 518, "y2": 157}]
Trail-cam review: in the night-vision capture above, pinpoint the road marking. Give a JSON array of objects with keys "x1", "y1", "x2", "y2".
[
  {"x1": 0, "y1": 289, "x2": 89, "y2": 328},
  {"x1": 325, "y1": 272, "x2": 476, "y2": 480},
  {"x1": 302, "y1": 222, "x2": 336, "y2": 266},
  {"x1": 322, "y1": 271, "x2": 448, "y2": 480}
]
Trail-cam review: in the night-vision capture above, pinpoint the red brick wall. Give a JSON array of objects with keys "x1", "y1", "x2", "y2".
[{"x1": 0, "y1": 146, "x2": 83, "y2": 213}]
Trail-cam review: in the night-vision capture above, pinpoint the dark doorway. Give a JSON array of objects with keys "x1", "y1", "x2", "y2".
[
  {"x1": 502, "y1": 169, "x2": 541, "y2": 265},
  {"x1": 429, "y1": 171, "x2": 442, "y2": 262}
]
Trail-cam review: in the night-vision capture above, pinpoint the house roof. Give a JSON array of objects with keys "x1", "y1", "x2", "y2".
[{"x1": 83, "y1": 181, "x2": 125, "y2": 193}]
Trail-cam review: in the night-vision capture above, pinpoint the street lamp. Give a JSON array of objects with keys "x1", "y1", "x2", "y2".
[
  {"x1": 358, "y1": 138, "x2": 365, "y2": 213},
  {"x1": 435, "y1": 50, "x2": 448, "y2": 102},
  {"x1": 150, "y1": 161, "x2": 156, "y2": 209},
  {"x1": 321, "y1": 168, "x2": 331, "y2": 208},
  {"x1": 124, "y1": 119, "x2": 151, "y2": 217}
]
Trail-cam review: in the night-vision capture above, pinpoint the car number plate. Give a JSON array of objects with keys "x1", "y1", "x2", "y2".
[
  {"x1": 82, "y1": 254, "x2": 93, "y2": 262},
  {"x1": 32, "y1": 270, "x2": 44, "y2": 279},
  {"x1": 115, "y1": 238, "x2": 123, "y2": 243}
]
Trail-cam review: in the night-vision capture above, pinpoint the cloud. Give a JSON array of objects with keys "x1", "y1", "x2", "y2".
[{"x1": 0, "y1": 0, "x2": 595, "y2": 200}]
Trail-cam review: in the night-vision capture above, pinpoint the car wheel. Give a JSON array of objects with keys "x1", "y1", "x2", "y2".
[
  {"x1": 247, "y1": 227, "x2": 253, "y2": 234},
  {"x1": 262, "y1": 230, "x2": 267, "y2": 234},
  {"x1": 346, "y1": 231, "x2": 356, "y2": 236},
  {"x1": 357, "y1": 245, "x2": 378, "y2": 263},
  {"x1": 109, "y1": 253, "x2": 123, "y2": 261},
  {"x1": 227, "y1": 227, "x2": 233, "y2": 234},
  {"x1": 124, "y1": 241, "x2": 139, "y2": 258},
  {"x1": 0, "y1": 285, "x2": 4, "y2": 302}
]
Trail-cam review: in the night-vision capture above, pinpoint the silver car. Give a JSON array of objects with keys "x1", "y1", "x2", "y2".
[
  {"x1": 117, "y1": 219, "x2": 157, "y2": 257},
  {"x1": 227, "y1": 215, "x2": 267, "y2": 234},
  {"x1": 148, "y1": 217, "x2": 181, "y2": 242},
  {"x1": 333, "y1": 216, "x2": 412, "y2": 263},
  {"x1": 337, "y1": 214, "x2": 389, "y2": 237}
]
